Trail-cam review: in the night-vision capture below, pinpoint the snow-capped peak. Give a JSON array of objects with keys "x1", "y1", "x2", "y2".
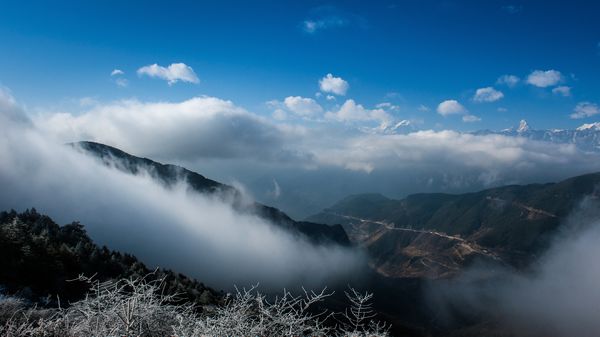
[
  {"x1": 517, "y1": 119, "x2": 530, "y2": 133},
  {"x1": 576, "y1": 122, "x2": 600, "y2": 131}
]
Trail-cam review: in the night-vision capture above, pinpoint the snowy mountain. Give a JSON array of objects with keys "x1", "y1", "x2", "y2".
[{"x1": 473, "y1": 120, "x2": 600, "y2": 152}]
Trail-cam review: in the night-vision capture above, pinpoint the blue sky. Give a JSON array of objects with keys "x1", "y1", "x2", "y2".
[{"x1": 1, "y1": 0, "x2": 599, "y2": 130}]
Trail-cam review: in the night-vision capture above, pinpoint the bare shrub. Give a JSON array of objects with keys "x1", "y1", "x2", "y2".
[{"x1": 0, "y1": 274, "x2": 390, "y2": 337}]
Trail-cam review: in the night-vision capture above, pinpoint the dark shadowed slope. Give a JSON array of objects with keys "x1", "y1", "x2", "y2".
[
  {"x1": 0, "y1": 209, "x2": 221, "y2": 307},
  {"x1": 72, "y1": 141, "x2": 350, "y2": 247}
]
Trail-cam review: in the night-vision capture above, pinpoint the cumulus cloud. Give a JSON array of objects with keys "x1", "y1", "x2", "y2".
[
  {"x1": 110, "y1": 69, "x2": 124, "y2": 76},
  {"x1": 283, "y1": 96, "x2": 323, "y2": 117},
  {"x1": 319, "y1": 73, "x2": 349, "y2": 96},
  {"x1": 473, "y1": 87, "x2": 504, "y2": 102},
  {"x1": 570, "y1": 102, "x2": 600, "y2": 119},
  {"x1": 325, "y1": 99, "x2": 392, "y2": 127},
  {"x1": 552, "y1": 86, "x2": 571, "y2": 97},
  {"x1": 462, "y1": 114, "x2": 481, "y2": 122},
  {"x1": 137, "y1": 63, "x2": 199, "y2": 85},
  {"x1": 527, "y1": 69, "x2": 562, "y2": 88},
  {"x1": 0, "y1": 92, "x2": 363, "y2": 289},
  {"x1": 437, "y1": 100, "x2": 467, "y2": 116},
  {"x1": 34, "y1": 96, "x2": 311, "y2": 163},
  {"x1": 496, "y1": 74, "x2": 520, "y2": 87}
]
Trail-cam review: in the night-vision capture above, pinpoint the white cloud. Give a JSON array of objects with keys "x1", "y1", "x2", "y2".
[
  {"x1": 473, "y1": 87, "x2": 504, "y2": 102},
  {"x1": 462, "y1": 115, "x2": 481, "y2": 122},
  {"x1": 526, "y1": 70, "x2": 562, "y2": 88},
  {"x1": 570, "y1": 102, "x2": 600, "y2": 119},
  {"x1": 375, "y1": 102, "x2": 400, "y2": 111},
  {"x1": 326, "y1": 95, "x2": 336, "y2": 101},
  {"x1": 552, "y1": 86, "x2": 571, "y2": 97},
  {"x1": 498, "y1": 107, "x2": 508, "y2": 112},
  {"x1": 325, "y1": 99, "x2": 392, "y2": 127},
  {"x1": 437, "y1": 100, "x2": 467, "y2": 116},
  {"x1": 137, "y1": 63, "x2": 199, "y2": 85},
  {"x1": 313, "y1": 130, "x2": 596, "y2": 180},
  {"x1": 35, "y1": 96, "x2": 309, "y2": 163},
  {"x1": 283, "y1": 96, "x2": 323, "y2": 117},
  {"x1": 497, "y1": 74, "x2": 520, "y2": 87},
  {"x1": 319, "y1": 73, "x2": 349, "y2": 96},
  {"x1": 111, "y1": 69, "x2": 124, "y2": 76}
]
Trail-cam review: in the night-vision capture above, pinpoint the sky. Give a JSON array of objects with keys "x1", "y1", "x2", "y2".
[
  {"x1": 2, "y1": 0, "x2": 600, "y2": 218},
  {"x1": 0, "y1": 0, "x2": 599, "y2": 131}
]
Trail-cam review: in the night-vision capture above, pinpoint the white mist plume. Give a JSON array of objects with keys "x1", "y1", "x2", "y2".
[
  {"x1": 429, "y1": 197, "x2": 600, "y2": 337},
  {"x1": 0, "y1": 89, "x2": 363, "y2": 289}
]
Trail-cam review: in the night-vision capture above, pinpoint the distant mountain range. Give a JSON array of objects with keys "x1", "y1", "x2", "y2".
[
  {"x1": 307, "y1": 171, "x2": 600, "y2": 278},
  {"x1": 473, "y1": 120, "x2": 600, "y2": 152}
]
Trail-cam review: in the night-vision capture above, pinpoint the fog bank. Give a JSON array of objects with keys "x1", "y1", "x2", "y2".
[{"x1": 0, "y1": 90, "x2": 364, "y2": 289}]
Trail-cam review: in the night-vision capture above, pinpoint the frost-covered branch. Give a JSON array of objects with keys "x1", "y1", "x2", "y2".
[{"x1": 0, "y1": 274, "x2": 390, "y2": 337}]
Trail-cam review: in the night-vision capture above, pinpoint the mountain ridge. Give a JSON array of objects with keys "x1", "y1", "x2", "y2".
[
  {"x1": 71, "y1": 141, "x2": 350, "y2": 247},
  {"x1": 473, "y1": 120, "x2": 600, "y2": 152},
  {"x1": 307, "y1": 171, "x2": 600, "y2": 278}
]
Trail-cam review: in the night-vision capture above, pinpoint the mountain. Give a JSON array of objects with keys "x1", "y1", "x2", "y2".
[
  {"x1": 473, "y1": 120, "x2": 600, "y2": 152},
  {"x1": 72, "y1": 141, "x2": 350, "y2": 247},
  {"x1": 0, "y1": 209, "x2": 221, "y2": 307},
  {"x1": 307, "y1": 172, "x2": 600, "y2": 278}
]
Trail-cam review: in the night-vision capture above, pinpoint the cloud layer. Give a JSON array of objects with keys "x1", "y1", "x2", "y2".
[
  {"x1": 28, "y1": 92, "x2": 600, "y2": 217},
  {"x1": 0, "y1": 90, "x2": 362, "y2": 289},
  {"x1": 36, "y1": 96, "x2": 309, "y2": 163}
]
